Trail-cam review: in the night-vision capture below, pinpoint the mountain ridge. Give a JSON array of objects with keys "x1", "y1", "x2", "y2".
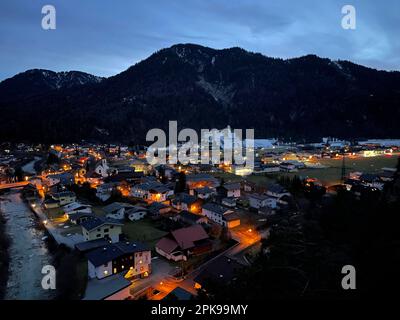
[{"x1": 0, "y1": 43, "x2": 399, "y2": 143}]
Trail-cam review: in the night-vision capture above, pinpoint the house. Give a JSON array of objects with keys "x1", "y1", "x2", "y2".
[
  {"x1": 148, "y1": 184, "x2": 174, "y2": 202},
  {"x1": 217, "y1": 183, "x2": 241, "y2": 198},
  {"x1": 85, "y1": 171, "x2": 103, "y2": 186},
  {"x1": 155, "y1": 165, "x2": 178, "y2": 180},
  {"x1": 148, "y1": 202, "x2": 171, "y2": 217},
  {"x1": 260, "y1": 163, "x2": 280, "y2": 173},
  {"x1": 81, "y1": 217, "x2": 123, "y2": 243},
  {"x1": 163, "y1": 287, "x2": 193, "y2": 301},
  {"x1": 193, "y1": 256, "x2": 244, "y2": 290},
  {"x1": 248, "y1": 194, "x2": 277, "y2": 209},
  {"x1": 45, "y1": 173, "x2": 72, "y2": 187},
  {"x1": 131, "y1": 181, "x2": 174, "y2": 202},
  {"x1": 44, "y1": 191, "x2": 76, "y2": 208},
  {"x1": 96, "y1": 182, "x2": 117, "y2": 202},
  {"x1": 359, "y1": 174, "x2": 385, "y2": 190},
  {"x1": 186, "y1": 174, "x2": 220, "y2": 191},
  {"x1": 86, "y1": 241, "x2": 151, "y2": 280},
  {"x1": 266, "y1": 184, "x2": 291, "y2": 199},
  {"x1": 172, "y1": 193, "x2": 202, "y2": 213},
  {"x1": 75, "y1": 238, "x2": 111, "y2": 253},
  {"x1": 68, "y1": 211, "x2": 97, "y2": 225},
  {"x1": 202, "y1": 202, "x2": 240, "y2": 228},
  {"x1": 21, "y1": 183, "x2": 38, "y2": 200},
  {"x1": 194, "y1": 187, "x2": 216, "y2": 199},
  {"x1": 156, "y1": 225, "x2": 212, "y2": 261},
  {"x1": 103, "y1": 202, "x2": 134, "y2": 220},
  {"x1": 129, "y1": 158, "x2": 151, "y2": 174},
  {"x1": 44, "y1": 197, "x2": 60, "y2": 209},
  {"x1": 222, "y1": 197, "x2": 236, "y2": 208},
  {"x1": 279, "y1": 162, "x2": 298, "y2": 172},
  {"x1": 63, "y1": 201, "x2": 92, "y2": 212},
  {"x1": 179, "y1": 210, "x2": 208, "y2": 225},
  {"x1": 126, "y1": 206, "x2": 147, "y2": 221}
]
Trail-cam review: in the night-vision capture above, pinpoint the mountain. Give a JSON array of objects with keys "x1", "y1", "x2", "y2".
[
  {"x1": 0, "y1": 43, "x2": 399, "y2": 143},
  {"x1": 0, "y1": 69, "x2": 103, "y2": 102}
]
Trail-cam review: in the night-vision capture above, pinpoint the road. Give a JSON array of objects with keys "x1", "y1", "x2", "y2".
[{"x1": 0, "y1": 181, "x2": 29, "y2": 190}]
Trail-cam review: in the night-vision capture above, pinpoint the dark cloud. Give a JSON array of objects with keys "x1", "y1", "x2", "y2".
[{"x1": 0, "y1": 0, "x2": 398, "y2": 80}]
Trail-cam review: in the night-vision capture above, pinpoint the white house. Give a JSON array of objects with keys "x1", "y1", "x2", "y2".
[
  {"x1": 266, "y1": 184, "x2": 291, "y2": 199},
  {"x1": 81, "y1": 217, "x2": 123, "y2": 243},
  {"x1": 201, "y1": 202, "x2": 240, "y2": 228},
  {"x1": 248, "y1": 193, "x2": 270, "y2": 209},
  {"x1": 103, "y1": 202, "x2": 134, "y2": 220},
  {"x1": 218, "y1": 183, "x2": 241, "y2": 198},
  {"x1": 86, "y1": 241, "x2": 151, "y2": 280},
  {"x1": 126, "y1": 206, "x2": 147, "y2": 221}
]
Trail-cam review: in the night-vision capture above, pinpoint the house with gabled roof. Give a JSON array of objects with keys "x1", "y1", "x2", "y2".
[
  {"x1": 86, "y1": 241, "x2": 151, "y2": 280},
  {"x1": 81, "y1": 217, "x2": 123, "y2": 243},
  {"x1": 155, "y1": 225, "x2": 211, "y2": 261}
]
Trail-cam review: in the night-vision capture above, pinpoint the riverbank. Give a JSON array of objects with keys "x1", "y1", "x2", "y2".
[{"x1": 0, "y1": 208, "x2": 11, "y2": 299}]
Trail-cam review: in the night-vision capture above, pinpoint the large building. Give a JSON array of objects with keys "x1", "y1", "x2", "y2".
[{"x1": 86, "y1": 241, "x2": 151, "y2": 280}]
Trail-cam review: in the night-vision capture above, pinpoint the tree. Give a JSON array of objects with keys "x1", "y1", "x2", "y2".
[{"x1": 174, "y1": 171, "x2": 187, "y2": 193}]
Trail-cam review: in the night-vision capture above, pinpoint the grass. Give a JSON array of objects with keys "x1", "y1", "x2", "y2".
[
  {"x1": 284, "y1": 155, "x2": 399, "y2": 185},
  {"x1": 212, "y1": 155, "x2": 399, "y2": 187},
  {"x1": 211, "y1": 171, "x2": 276, "y2": 186},
  {"x1": 122, "y1": 218, "x2": 168, "y2": 248},
  {"x1": 45, "y1": 207, "x2": 64, "y2": 219}
]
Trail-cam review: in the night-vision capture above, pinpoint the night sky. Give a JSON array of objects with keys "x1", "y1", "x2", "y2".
[{"x1": 0, "y1": 0, "x2": 399, "y2": 80}]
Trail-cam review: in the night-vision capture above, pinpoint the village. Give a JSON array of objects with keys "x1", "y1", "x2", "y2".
[{"x1": 0, "y1": 137, "x2": 399, "y2": 300}]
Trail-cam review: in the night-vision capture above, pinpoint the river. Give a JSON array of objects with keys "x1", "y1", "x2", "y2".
[{"x1": 0, "y1": 156, "x2": 55, "y2": 300}]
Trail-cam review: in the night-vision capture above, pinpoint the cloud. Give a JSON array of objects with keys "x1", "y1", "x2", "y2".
[{"x1": 0, "y1": 0, "x2": 398, "y2": 80}]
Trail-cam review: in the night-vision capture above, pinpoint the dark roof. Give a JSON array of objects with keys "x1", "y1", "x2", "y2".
[
  {"x1": 164, "y1": 287, "x2": 193, "y2": 300},
  {"x1": 360, "y1": 173, "x2": 381, "y2": 182},
  {"x1": 75, "y1": 238, "x2": 110, "y2": 253},
  {"x1": 103, "y1": 202, "x2": 134, "y2": 214},
  {"x1": 68, "y1": 211, "x2": 96, "y2": 221},
  {"x1": 222, "y1": 183, "x2": 241, "y2": 190},
  {"x1": 194, "y1": 256, "x2": 243, "y2": 285},
  {"x1": 174, "y1": 193, "x2": 197, "y2": 205},
  {"x1": 148, "y1": 202, "x2": 168, "y2": 211},
  {"x1": 267, "y1": 184, "x2": 288, "y2": 194},
  {"x1": 180, "y1": 210, "x2": 205, "y2": 223},
  {"x1": 195, "y1": 187, "x2": 215, "y2": 194},
  {"x1": 86, "y1": 241, "x2": 149, "y2": 267},
  {"x1": 202, "y1": 202, "x2": 230, "y2": 216},
  {"x1": 80, "y1": 216, "x2": 123, "y2": 232},
  {"x1": 51, "y1": 191, "x2": 76, "y2": 199}
]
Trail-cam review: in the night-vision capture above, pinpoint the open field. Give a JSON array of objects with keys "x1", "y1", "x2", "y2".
[
  {"x1": 213, "y1": 155, "x2": 399, "y2": 187},
  {"x1": 211, "y1": 171, "x2": 276, "y2": 186},
  {"x1": 285, "y1": 154, "x2": 399, "y2": 185},
  {"x1": 122, "y1": 218, "x2": 168, "y2": 248}
]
